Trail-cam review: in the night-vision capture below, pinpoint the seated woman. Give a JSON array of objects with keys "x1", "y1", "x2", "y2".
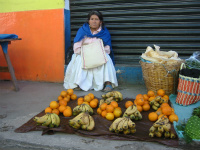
[{"x1": 63, "y1": 10, "x2": 118, "y2": 92}]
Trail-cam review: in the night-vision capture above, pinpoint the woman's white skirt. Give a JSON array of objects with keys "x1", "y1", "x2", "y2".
[{"x1": 63, "y1": 53, "x2": 118, "y2": 91}]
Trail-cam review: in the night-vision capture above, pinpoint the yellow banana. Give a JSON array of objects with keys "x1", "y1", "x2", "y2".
[
  {"x1": 158, "y1": 125, "x2": 164, "y2": 133},
  {"x1": 130, "y1": 114, "x2": 135, "y2": 120},
  {"x1": 105, "y1": 97, "x2": 114, "y2": 104},
  {"x1": 114, "y1": 91, "x2": 123, "y2": 101},
  {"x1": 149, "y1": 126, "x2": 156, "y2": 133},
  {"x1": 154, "y1": 96, "x2": 161, "y2": 102},
  {"x1": 111, "y1": 117, "x2": 124, "y2": 131},
  {"x1": 149, "y1": 132, "x2": 155, "y2": 137},
  {"x1": 164, "y1": 131, "x2": 170, "y2": 138},
  {"x1": 170, "y1": 131, "x2": 176, "y2": 138},
  {"x1": 109, "y1": 123, "x2": 114, "y2": 132},
  {"x1": 86, "y1": 115, "x2": 95, "y2": 131},
  {"x1": 78, "y1": 113, "x2": 89, "y2": 125},
  {"x1": 124, "y1": 105, "x2": 137, "y2": 116},
  {"x1": 154, "y1": 130, "x2": 162, "y2": 138},
  {"x1": 52, "y1": 113, "x2": 60, "y2": 127},
  {"x1": 130, "y1": 128, "x2": 136, "y2": 134},
  {"x1": 123, "y1": 129, "x2": 131, "y2": 135},
  {"x1": 84, "y1": 104, "x2": 93, "y2": 115},
  {"x1": 112, "y1": 91, "x2": 119, "y2": 99},
  {"x1": 99, "y1": 99, "x2": 105, "y2": 108},
  {"x1": 50, "y1": 113, "x2": 57, "y2": 127},
  {"x1": 117, "y1": 118, "x2": 126, "y2": 132},
  {"x1": 105, "y1": 92, "x2": 113, "y2": 98},
  {"x1": 152, "y1": 105, "x2": 158, "y2": 111},
  {"x1": 154, "y1": 102, "x2": 160, "y2": 107},
  {"x1": 127, "y1": 118, "x2": 135, "y2": 129},
  {"x1": 101, "y1": 94, "x2": 106, "y2": 99},
  {"x1": 34, "y1": 114, "x2": 49, "y2": 124},
  {"x1": 122, "y1": 118, "x2": 129, "y2": 130},
  {"x1": 42, "y1": 114, "x2": 52, "y2": 126},
  {"x1": 163, "y1": 123, "x2": 171, "y2": 132}
]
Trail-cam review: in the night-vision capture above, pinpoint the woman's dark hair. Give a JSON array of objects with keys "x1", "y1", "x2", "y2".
[{"x1": 87, "y1": 10, "x2": 105, "y2": 28}]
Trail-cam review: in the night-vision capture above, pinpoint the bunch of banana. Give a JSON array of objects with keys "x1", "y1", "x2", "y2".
[
  {"x1": 33, "y1": 113, "x2": 60, "y2": 128},
  {"x1": 149, "y1": 116, "x2": 176, "y2": 138},
  {"x1": 123, "y1": 105, "x2": 142, "y2": 120},
  {"x1": 149, "y1": 96, "x2": 166, "y2": 110},
  {"x1": 101, "y1": 91, "x2": 123, "y2": 103},
  {"x1": 69, "y1": 112, "x2": 95, "y2": 131},
  {"x1": 73, "y1": 103, "x2": 93, "y2": 116},
  {"x1": 109, "y1": 117, "x2": 136, "y2": 135}
]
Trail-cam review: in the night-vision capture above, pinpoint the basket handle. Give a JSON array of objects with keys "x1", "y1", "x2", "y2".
[{"x1": 180, "y1": 63, "x2": 186, "y2": 70}]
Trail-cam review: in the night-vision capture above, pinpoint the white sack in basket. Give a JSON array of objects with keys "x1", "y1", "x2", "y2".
[{"x1": 141, "y1": 45, "x2": 182, "y2": 64}]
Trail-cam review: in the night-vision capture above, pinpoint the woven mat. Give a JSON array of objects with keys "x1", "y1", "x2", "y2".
[{"x1": 15, "y1": 98, "x2": 179, "y2": 147}]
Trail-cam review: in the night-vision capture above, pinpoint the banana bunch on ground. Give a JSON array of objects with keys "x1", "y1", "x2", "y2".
[
  {"x1": 73, "y1": 104, "x2": 93, "y2": 116},
  {"x1": 149, "y1": 96, "x2": 165, "y2": 110},
  {"x1": 149, "y1": 116, "x2": 176, "y2": 138},
  {"x1": 109, "y1": 117, "x2": 136, "y2": 135},
  {"x1": 69, "y1": 112, "x2": 95, "y2": 131},
  {"x1": 123, "y1": 105, "x2": 142, "y2": 120},
  {"x1": 101, "y1": 91, "x2": 123, "y2": 104},
  {"x1": 33, "y1": 113, "x2": 60, "y2": 128}
]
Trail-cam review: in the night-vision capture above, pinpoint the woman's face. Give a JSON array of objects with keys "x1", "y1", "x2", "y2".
[{"x1": 89, "y1": 15, "x2": 102, "y2": 31}]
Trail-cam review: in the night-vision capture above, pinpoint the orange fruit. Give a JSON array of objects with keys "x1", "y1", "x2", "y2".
[
  {"x1": 110, "y1": 101, "x2": 118, "y2": 108},
  {"x1": 58, "y1": 105, "x2": 67, "y2": 113},
  {"x1": 147, "y1": 90, "x2": 155, "y2": 97},
  {"x1": 93, "y1": 98, "x2": 99, "y2": 104},
  {"x1": 84, "y1": 95, "x2": 91, "y2": 103},
  {"x1": 105, "y1": 113, "x2": 115, "y2": 121},
  {"x1": 101, "y1": 110, "x2": 107, "y2": 118},
  {"x1": 97, "y1": 108, "x2": 102, "y2": 115},
  {"x1": 156, "y1": 108, "x2": 162, "y2": 115},
  {"x1": 82, "y1": 101, "x2": 90, "y2": 105},
  {"x1": 125, "y1": 101, "x2": 134, "y2": 108},
  {"x1": 77, "y1": 97, "x2": 84, "y2": 105},
  {"x1": 52, "y1": 108, "x2": 60, "y2": 115},
  {"x1": 169, "y1": 114, "x2": 179, "y2": 123},
  {"x1": 115, "y1": 107, "x2": 121, "y2": 110},
  {"x1": 100, "y1": 103, "x2": 107, "y2": 111},
  {"x1": 45, "y1": 107, "x2": 52, "y2": 113},
  {"x1": 136, "y1": 98, "x2": 145, "y2": 106},
  {"x1": 158, "y1": 114, "x2": 168, "y2": 119},
  {"x1": 160, "y1": 103, "x2": 170, "y2": 109},
  {"x1": 66, "y1": 89, "x2": 73, "y2": 96},
  {"x1": 89, "y1": 100, "x2": 98, "y2": 108},
  {"x1": 63, "y1": 107, "x2": 72, "y2": 117},
  {"x1": 148, "y1": 96, "x2": 155, "y2": 102},
  {"x1": 134, "y1": 99, "x2": 138, "y2": 105},
  {"x1": 136, "y1": 105, "x2": 143, "y2": 112},
  {"x1": 148, "y1": 112, "x2": 158, "y2": 122},
  {"x1": 71, "y1": 94, "x2": 77, "y2": 100},
  {"x1": 113, "y1": 108, "x2": 122, "y2": 118},
  {"x1": 162, "y1": 106, "x2": 172, "y2": 116},
  {"x1": 63, "y1": 95, "x2": 70, "y2": 102},
  {"x1": 162, "y1": 97, "x2": 169, "y2": 103},
  {"x1": 59, "y1": 100, "x2": 67, "y2": 106},
  {"x1": 57, "y1": 95, "x2": 63, "y2": 101},
  {"x1": 50, "y1": 101, "x2": 59, "y2": 109},
  {"x1": 162, "y1": 95, "x2": 169, "y2": 100},
  {"x1": 106, "y1": 105, "x2": 115, "y2": 113},
  {"x1": 88, "y1": 93, "x2": 94, "y2": 100},
  {"x1": 144, "y1": 100, "x2": 149, "y2": 105},
  {"x1": 143, "y1": 94, "x2": 149, "y2": 101},
  {"x1": 142, "y1": 103, "x2": 150, "y2": 111},
  {"x1": 60, "y1": 91, "x2": 67, "y2": 97},
  {"x1": 157, "y1": 89, "x2": 165, "y2": 97},
  {"x1": 136, "y1": 94, "x2": 144, "y2": 100}
]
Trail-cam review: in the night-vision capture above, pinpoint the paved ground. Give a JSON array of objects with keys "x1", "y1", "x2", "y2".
[{"x1": 0, "y1": 80, "x2": 197, "y2": 150}]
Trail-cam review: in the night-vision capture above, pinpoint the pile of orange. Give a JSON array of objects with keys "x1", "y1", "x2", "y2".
[
  {"x1": 97, "y1": 101, "x2": 122, "y2": 121},
  {"x1": 77, "y1": 93, "x2": 99, "y2": 109},
  {"x1": 147, "y1": 89, "x2": 169, "y2": 103},
  {"x1": 44, "y1": 89, "x2": 75, "y2": 117},
  {"x1": 125, "y1": 94, "x2": 151, "y2": 112}
]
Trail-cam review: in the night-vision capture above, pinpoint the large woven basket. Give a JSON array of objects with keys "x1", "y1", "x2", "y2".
[{"x1": 140, "y1": 60, "x2": 183, "y2": 95}]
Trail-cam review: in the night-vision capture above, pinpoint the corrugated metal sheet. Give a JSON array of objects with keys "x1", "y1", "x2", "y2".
[{"x1": 69, "y1": 0, "x2": 200, "y2": 65}]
